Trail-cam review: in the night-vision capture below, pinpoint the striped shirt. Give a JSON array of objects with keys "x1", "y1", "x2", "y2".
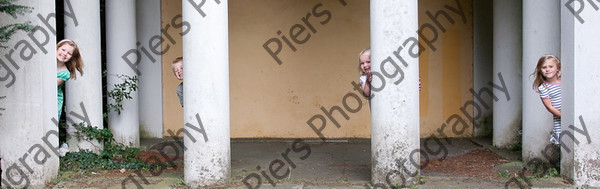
[
  {"x1": 539, "y1": 82, "x2": 561, "y2": 145},
  {"x1": 538, "y1": 82, "x2": 561, "y2": 113}
]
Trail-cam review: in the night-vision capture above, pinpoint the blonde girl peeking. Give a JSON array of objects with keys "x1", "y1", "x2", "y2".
[
  {"x1": 56, "y1": 39, "x2": 84, "y2": 118},
  {"x1": 358, "y1": 48, "x2": 372, "y2": 97},
  {"x1": 357, "y1": 47, "x2": 421, "y2": 98},
  {"x1": 532, "y1": 55, "x2": 561, "y2": 145}
]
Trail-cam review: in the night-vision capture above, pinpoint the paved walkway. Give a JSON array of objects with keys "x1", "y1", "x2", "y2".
[{"x1": 52, "y1": 138, "x2": 573, "y2": 189}]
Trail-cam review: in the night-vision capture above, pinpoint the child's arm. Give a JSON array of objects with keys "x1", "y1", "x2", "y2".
[
  {"x1": 541, "y1": 98, "x2": 561, "y2": 117},
  {"x1": 361, "y1": 83, "x2": 370, "y2": 97},
  {"x1": 57, "y1": 78, "x2": 65, "y2": 86}
]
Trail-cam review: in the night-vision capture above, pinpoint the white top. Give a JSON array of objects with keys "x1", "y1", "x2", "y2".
[{"x1": 359, "y1": 75, "x2": 367, "y2": 85}]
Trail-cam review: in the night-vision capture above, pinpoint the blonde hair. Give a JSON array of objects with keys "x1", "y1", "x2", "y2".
[
  {"x1": 57, "y1": 39, "x2": 84, "y2": 79},
  {"x1": 358, "y1": 47, "x2": 370, "y2": 75},
  {"x1": 531, "y1": 54, "x2": 561, "y2": 93}
]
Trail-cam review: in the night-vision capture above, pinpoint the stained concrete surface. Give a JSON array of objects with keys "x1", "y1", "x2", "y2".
[{"x1": 49, "y1": 138, "x2": 573, "y2": 189}]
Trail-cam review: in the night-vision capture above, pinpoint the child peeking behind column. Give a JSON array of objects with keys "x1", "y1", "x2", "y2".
[{"x1": 172, "y1": 57, "x2": 184, "y2": 107}]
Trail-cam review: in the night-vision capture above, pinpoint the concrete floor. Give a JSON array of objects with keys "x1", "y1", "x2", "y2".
[{"x1": 52, "y1": 138, "x2": 573, "y2": 189}]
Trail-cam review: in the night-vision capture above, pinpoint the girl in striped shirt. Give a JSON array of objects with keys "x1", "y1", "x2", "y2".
[{"x1": 532, "y1": 55, "x2": 561, "y2": 145}]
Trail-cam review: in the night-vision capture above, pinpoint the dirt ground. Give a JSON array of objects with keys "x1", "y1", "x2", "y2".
[
  {"x1": 422, "y1": 149, "x2": 509, "y2": 180},
  {"x1": 45, "y1": 142, "x2": 573, "y2": 189}
]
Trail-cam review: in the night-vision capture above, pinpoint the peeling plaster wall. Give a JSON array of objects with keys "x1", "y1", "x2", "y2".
[{"x1": 561, "y1": 0, "x2": 600, "y2": 186}]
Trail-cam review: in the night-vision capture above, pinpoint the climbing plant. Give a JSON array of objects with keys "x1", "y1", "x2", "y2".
[
  {"x1": 0, "y1": 0, "x2": 32, "y2": 116},
  {"x1": 0, "y1": 0, "x2": 33, "y2": 48},
  {"x1": 106, "y1": 74, "x2": 138, "y2": 115},
  {"x1": 60, "y1": 122, "x2": 176, "y2": 172}
]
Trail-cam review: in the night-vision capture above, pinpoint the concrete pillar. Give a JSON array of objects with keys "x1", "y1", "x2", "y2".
[
  {"x1": 136, "y1": 0, "x2": 163, "y2": 138},
  {"x1": 561, "y1": 0, "x2": 600, "y2": 186},
  {"x1": 183, "y1": 0, "x2": 230, "y2": 187},
  {"x1": 0, "y1": 1, "x2": 58, "y2": 188},
  {"x1": 521, "y1": 0, "x2": 560, "y2": 162},
  {"x1": 106, "y1": 0, "x2": 139, "y2": 147},
  {"x1": 560, "y1": 0, "x2": 575, "y2": 179},
  {"x1": 64, "y1": 0, "x2": 104, "y2": 153},
  {"x1": 492, "y1": 0, "x2": 522, "y2": 148},
  {"x1": 370, "y1": 0, "x2": 420, "y2": 186},
  {"x1": 473, "y1": 0, "x2": 494, "y2": 137}
]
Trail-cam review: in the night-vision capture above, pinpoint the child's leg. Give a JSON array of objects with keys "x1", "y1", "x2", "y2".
[{"x1": 551, "y1": 117, "x2": 561, "y2": 145}]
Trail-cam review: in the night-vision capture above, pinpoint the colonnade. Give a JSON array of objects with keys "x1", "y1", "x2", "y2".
[{"x1": 0, "y1": 0, "x2": 598, "y2": 188}]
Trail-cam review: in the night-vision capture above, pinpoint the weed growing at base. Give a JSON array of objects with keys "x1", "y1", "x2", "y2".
[
  {"x1": 60, "y1": 123, "x2": 176, "y2": 172},
  {"x1": 504, "y1": 116, "x2": 591, "y2": 188}
]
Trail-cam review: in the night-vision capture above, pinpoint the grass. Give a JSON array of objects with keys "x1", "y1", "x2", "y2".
[
  {"x1": 46, "y1": 170, "x2": 90, "y2": 188},
  {"x1": 497, "y1": 170, "x2": 510, "y2": 178}
]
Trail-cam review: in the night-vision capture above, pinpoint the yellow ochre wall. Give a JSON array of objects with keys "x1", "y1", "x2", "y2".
[
  {"x1": 162, "y1": 0, "x2": 473, "y2": 138},
  {"x1": 162, "y1": 0, "x2": 184, "y2": 136},
  {"x1": 419, "y1": 0, "x2": 474, "y2": 138}
]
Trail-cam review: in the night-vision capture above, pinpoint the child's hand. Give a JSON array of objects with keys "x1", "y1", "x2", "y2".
[
  {"x1": 177, "y1": 67, "x2": 183, "y2": 79},
  {"x1": 367, "y1": 73, "x2": 373, "y2": 83},
  {"x1": 177, "y1": 69, "x2": 183, "y2": 80}
]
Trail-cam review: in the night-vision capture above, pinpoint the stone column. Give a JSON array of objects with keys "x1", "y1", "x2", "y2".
[
  {"x1": 182, "y1": 0, "x2": 230, "y2": 187},
  {"x1": 561, "y1": 0, "x2": 600, "y2": 186},
  {"x1": 106, "y1": 0, "x2": 139, "y2": 147},
  {"x1": 64, "y1": 0, "x2": 104, "y2": 153},
  {"x1": 370, "y1": 0, "x2": 420, "y2": 186},
  {"x1": 0, "y1": 1, "x2": 57, "y2": 188},
  {"x1": 136, "y1": 0, "x2": 163, "y2": 139},
  {"x1": 521, "y1": 0, "x2": 560, "y2": 162},
  {"x1": 492, "y1": 0, "x2": 522, "y2": 148},
  {"x1": 473, "y1": 0, "x2": 494, "y2": 137}
]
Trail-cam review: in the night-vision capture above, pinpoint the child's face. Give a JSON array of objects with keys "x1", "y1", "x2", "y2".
[
  {"x1": 541, "y1": 59, "x2": 559, "y2": 80},
  {"x1": 57, "y1": 44, "x2": 75, "y2": 63},
  {"x1": 173, "y1": 61, "x2": 183, "y2": 70},
  {"x1": 172, "y1": 60, "x2": 184, "y2": 80},
  {"x1": 359, "y1": 54, "x2": 371, "y2": 74}
]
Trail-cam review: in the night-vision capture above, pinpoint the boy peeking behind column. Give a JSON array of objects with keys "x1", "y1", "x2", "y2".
[{"x1": 172, "y1": 57, "x2": 184, "y2": 107}]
